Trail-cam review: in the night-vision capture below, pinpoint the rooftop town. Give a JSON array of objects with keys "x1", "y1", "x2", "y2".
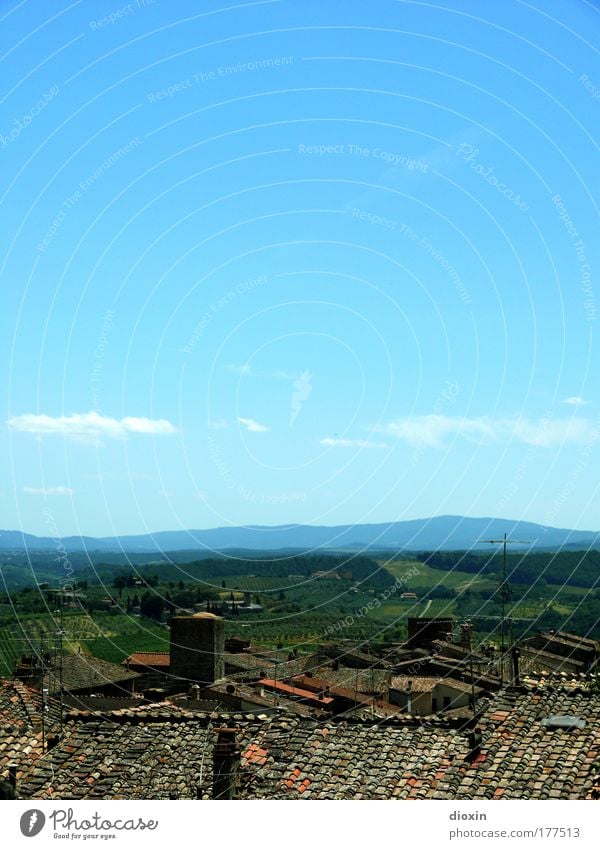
[{"x1": 0, "y1": 611, "x2": 599, "y2": 800}]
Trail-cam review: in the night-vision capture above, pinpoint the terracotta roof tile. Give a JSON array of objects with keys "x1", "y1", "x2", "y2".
[
  {"x1": 125, "y1": 653, "x2": 170, "y2": 668},
  {"x1": 0, "y1": 679, "x2": 61, "y2": 780},
  {"x1": 9, "y1": 683, "x2": 600, "y2": 800}
]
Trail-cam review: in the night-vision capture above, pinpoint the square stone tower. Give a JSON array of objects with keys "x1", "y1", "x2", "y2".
[{"x1": 170, "y1": 612, "x2": 225, "y2": 684}]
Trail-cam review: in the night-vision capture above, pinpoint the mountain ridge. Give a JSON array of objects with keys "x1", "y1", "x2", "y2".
[{"x1": 1, "y1": 515, "x2": 599, "y2": 553}]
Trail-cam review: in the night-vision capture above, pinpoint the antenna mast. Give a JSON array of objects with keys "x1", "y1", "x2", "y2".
[
  {"x1": 55, "y1": 604, "x2": 64, "y2": 738},
  {"x1": 476, "y1": 533, "x2": 532, "y2": 685}
]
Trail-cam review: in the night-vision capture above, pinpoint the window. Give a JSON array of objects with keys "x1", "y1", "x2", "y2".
[
  {"x1": 443, "y1": 696, "x2": 451, "y2": 709},
  {"x1": 431, "y1": 697, "x2": 438, "y2": 711}
]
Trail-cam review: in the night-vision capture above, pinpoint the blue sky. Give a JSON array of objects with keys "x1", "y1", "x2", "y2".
[{"x1": 1, "y1": 0, "x2": 599, "y2": 537}]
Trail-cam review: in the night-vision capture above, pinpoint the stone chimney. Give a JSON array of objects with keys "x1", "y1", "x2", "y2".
[{"x1": 213, "y1": 728, "x2": 240, "y2": 800}]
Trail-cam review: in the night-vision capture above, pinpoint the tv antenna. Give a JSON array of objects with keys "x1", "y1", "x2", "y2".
[
  {"x1": 475, "y1": 533, "x2": 532, "y2": 684},
  {"x1": 55, "y1": 605, "x2": 64, "y2": 738}
]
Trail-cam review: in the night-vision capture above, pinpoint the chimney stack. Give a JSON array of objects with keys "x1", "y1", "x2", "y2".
[
  {"x1": 213, "y1": 728, "x2": 240, "y2": 800},
  {"x1": 511, "y1": 645, "x2": 521, "y2": 686},
  {"x1": 8, "y1": 763, "x2": 17, "y2": 793},
  {"x1": 459, "y1": 622, "x2": 473, "y2": 647},
  {"x1": 466, "y1": 727, "x2": 483, "y2": 762}
]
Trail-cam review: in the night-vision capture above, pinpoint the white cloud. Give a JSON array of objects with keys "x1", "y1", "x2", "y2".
[
  {"x1": 23, "y1": 486, "x2": 75, "y2": 496},
  {"x1": 376, "y1": 415, "x2": 600, "y2": 448},
  {"x1": 121, "y1": 416, "x2": 176, "y2": 435},
  {"x1": 379, "y1": 415, "x2": 493, "y2": 448},
  {"x1": 8, "y1": 412, "x2": 177, "y2": 441},
  {"x1": 320, "y1": 437, "x2": 390, "y2": 449},
  {"x1": 238, "y1": 416, "x2": 270, "y2": 433},
  {"x1": 290, "y1": 370, "x2": 313, "y2": 426},
  {"x1": 563, "y1": 396, "x2": 588, "y2": 407},
  {"x1": 209, "y1": 419, "x2": 230, "y2": 431}
]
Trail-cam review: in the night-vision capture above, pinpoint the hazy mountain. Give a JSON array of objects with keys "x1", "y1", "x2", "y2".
[{"x1": 1, "y1": 515, "x2": 599, "y2": 553}]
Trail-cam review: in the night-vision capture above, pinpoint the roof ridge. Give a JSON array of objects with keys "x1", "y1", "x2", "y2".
[{"x1": 12, "y1": 679, "x2": 40, "y2": 726}]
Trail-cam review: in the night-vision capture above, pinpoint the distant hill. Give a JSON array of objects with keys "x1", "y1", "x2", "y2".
[{"x1": 1, "y1": 515, "x2": 599, "y2": 553}]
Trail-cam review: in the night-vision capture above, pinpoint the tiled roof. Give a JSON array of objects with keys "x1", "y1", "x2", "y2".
[
  {"x1": 62, "y1": 695, "x2": 148, "y2": 712},
  {"x1": 288, "y1": 675, "x2": 396, "y2": 712},
  {"x1": 44, "y1": 654, "x2": 140, "y2": 693},
  {"x1": 223, "y1": 652, "x2": 272, "y2": 672},
  {"x1": 389, "y1": 676, "x2": 483, "y2": 696},
  {"x1": 394, "y1": 654, "x2": 501, "y2": 692},
  {"x1": 0, "y1": 679, "x2": 59, "y2": 783},
  {"x1": 205, "y1": 681, "x2": 326, "y2": 718},
  {"x1": 0, "y1": 678, "x2": 42, "y2": 729},
  {"x1": 259, "y1": 679, "x2": 334, "y2": 705},
  {"x1": 14, "y1": 684, "x2": 600, "y2": 800},
  {"x1": 542, "y1": 631, "x2": 598, "y2": 650},
  {"x1": 353, "y1": 700, "x2": 405, "y2": 719},
  {"x1": 227, "y1": 655, "x2": 313, "y2": 683},
  {"x1": 438, "y1": 678, "x2": 483, "y2": 695},
  {"x1": 289, "y1": 675, "x2": 333, "y2": 691},
  {"x1": 121, "y1": 648, "x2": 309, "y2": 676},
  {"x1": 125, "y1": 652, "x2": 170, "y2": 668},
  {"x1": 306, "y1": 665, "x2": 390, "y2": 693},
  {"x1": 390, "y1": 676, "x2": 437, "y2": 693},
  {"x1": 518, "y1": 646, "x2": 585, "y2": 669}
]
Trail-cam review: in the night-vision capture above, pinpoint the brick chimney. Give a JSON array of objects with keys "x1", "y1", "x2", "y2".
[{"x1": 213, "y1": 728, "x2": 240, "y2": 800}]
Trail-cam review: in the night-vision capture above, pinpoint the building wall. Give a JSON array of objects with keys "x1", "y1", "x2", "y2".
[
  {"x1": 389, "y1": 683, "x2": 470, "y2": 715},
  {"x1": 128, "y1": 667, "x2": 170, "y2": 690},
  {"x1": 432, "y1": 682, "x2": 470, "y2": 712},
  {"x1": 412, "y1": 692, "x2": 432, "y2": 715},
  {"x1": 388, "y1": 689, "x2": 431, "y2": 715}
]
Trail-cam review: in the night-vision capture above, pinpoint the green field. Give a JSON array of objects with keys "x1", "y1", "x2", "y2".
[
  {"x1": 382, "y1": 559, "x2": 498, "y2": 592},
  {"x1": 0, "y1": 612, "x2": 168, "y2": 674},
  {"x1": 84, "y1": 630, "x2": 170, "y2": 663},
  {"x1": 0, "y1": 550, "x2": 597, "y2": 673},
  {"x1": 220, "y1": 575, "x2": 306, "y2": 592},
  {"x1": 369, "y1": 597, "x2": 456, "y2": 620},
  {"x1": 0, "y1": 616, "x2": 66, "y2": 676}
]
